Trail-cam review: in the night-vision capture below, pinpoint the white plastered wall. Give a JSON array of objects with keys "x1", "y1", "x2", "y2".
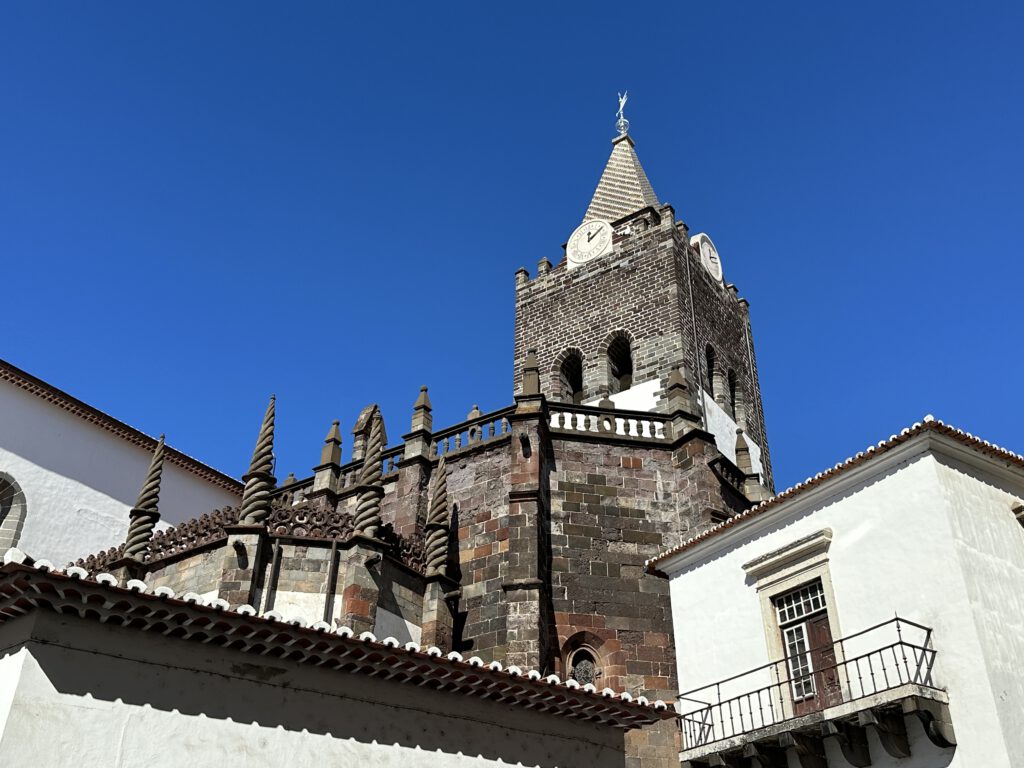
[
  {"x1": 702, "y1": 392, "x2": 763, "y2": 478},
  {"x1": 0, "y1": 614, "x2": 624, "y2": 768},
  {"x1": 583, "y1": 378, "x2": 661, "y2": 412},
  {"x1": 0, "y1": 382, "x2": 240, "y2": 564},
  {"x1": 663, "y1": 441, "x2": 1024, "y2": 767}
]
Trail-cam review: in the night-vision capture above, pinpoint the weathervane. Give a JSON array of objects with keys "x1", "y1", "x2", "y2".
[{"x1": 616, "y1": 91, "x2": 630, "y2": 135}]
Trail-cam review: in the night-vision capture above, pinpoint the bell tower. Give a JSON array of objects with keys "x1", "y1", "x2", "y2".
[{"x1": 513, "y1": 109, "x2": 774, "y2": 488}]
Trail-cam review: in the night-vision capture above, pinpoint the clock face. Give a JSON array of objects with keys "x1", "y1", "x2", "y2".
[
  {"x1": 690, "y1": 233, "x2": 724, "y2": 282},
  {"x1": 566, "y1": 219, "x2": 613, "y2": 269}
]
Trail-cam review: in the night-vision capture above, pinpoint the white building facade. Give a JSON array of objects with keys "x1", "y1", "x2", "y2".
[
  {"x1": 0, "y1": 360, "x2": 242, "y2": 565},
  {"x1": 652, "y1": 418, "x2": 1024, "y2": 767},
  {"x1": 0, "y1": 558, "x2": 671, "y2": 767}
]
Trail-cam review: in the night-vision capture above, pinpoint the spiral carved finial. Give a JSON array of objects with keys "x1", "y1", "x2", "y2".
[
  {"x1": 124, "y1": 435, "x2": 165, "y2": 558},
  {"x1": 353, "y1": 407, "x2": 385, "y2": 537},
  {"x1": 424, "y1": 456, "x2": 450, "y2": 577},
  {"x1": 238, "y1": 395, "x2": 277, "y2": 525}
]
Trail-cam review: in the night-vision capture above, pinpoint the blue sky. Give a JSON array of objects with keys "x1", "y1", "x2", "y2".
[{"x1": 2, "y1": 2, "x2": 1022, "y2": 491}]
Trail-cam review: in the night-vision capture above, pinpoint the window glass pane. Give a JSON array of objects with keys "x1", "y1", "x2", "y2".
[
  {"x1": 784, "y1": 624, "x2": 816, "y2": 699},
  {"x1": 775, "y1": 581, "x2": 826, "y2": 625}
]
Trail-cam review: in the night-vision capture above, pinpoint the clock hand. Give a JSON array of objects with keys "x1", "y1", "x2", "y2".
[{"x1": 588, "y1": 230, "x2": 597, "y2": 242}]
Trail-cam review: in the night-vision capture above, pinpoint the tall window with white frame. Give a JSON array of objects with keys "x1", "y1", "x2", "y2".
[{"x1": 774, "y1": 580, "x2": 841, "y2": 716}]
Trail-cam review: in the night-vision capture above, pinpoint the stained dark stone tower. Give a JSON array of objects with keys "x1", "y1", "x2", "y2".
[{"x1": 514, "y1": 128, "x2": 773, "y2": 489}]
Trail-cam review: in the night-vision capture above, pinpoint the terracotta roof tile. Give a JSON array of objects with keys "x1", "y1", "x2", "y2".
[
  {"x1": 646, "y1": 417, "x2": 1024, "y2": 570},
  {"x1": 0, "y1": 554, "x2": 673, "y2": 729}
]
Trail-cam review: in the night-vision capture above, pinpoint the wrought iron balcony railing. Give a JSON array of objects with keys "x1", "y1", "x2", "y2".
[{"x1": 677, "y1": 617, "x2": 941, "y2": 750}]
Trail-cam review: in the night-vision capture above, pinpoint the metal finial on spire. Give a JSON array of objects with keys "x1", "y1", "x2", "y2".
[
  {"x1": 238, "y1": 395, "x2": 277, "y2": 525},
  {"x1": 124, "y1": 435, "x2": 165, "y2": 559},
  {"x1": 616, "y1": 91, "x2": 630, "y2": 135}
]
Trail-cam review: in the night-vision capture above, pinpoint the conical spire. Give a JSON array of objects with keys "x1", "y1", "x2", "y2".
[
  {"x1": 424, "y1": 456, "x2": 451, "y2": 577},
  {"x1": 320, "y1": 420, "x2": 343, "y2": 466},
  {"x1": 583, "y1": 134, "x2": 659, "y2": 223},
  {"x1": 124, "y1": 435, "x2": 165, "y2": 558},
  {"x1": 238, "y1": 395, "x2": 277, "y2": 525},
  {"x1": 353, "y1": 406, "x2": 385, "y2": 537},
  {"x1": 410, "y1": 386, "x2": 433, "y2": 433}
]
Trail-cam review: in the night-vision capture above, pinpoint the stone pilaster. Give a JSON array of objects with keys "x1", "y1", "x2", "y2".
[
  {"x1": 107, "y1": 556, "x2": 146, "y2": 587},
  {"x1": 310, "y1": 420, "x2": 343, "y2": 498},
  {"x1": 394, "y1": 387, "x2": 433, "y2": 537},
  {"x1": 337, "y1": 537, "x2": 384, "y2": 634},
  {"x1": 502, "y1": 365, "x2": 554, "y2": 671},
  {"x1": 664, "y1": 364, "x2": 701, "y2": 437},
  {"x1": 420, "y1": 576, "x2": 458, "y2": 650},
  {"x1": 736, "y1": 429, "x2": 770, "y2": 503},
  {"x1": 218, "y1": 524, "x2": 267, "y2": 608}
]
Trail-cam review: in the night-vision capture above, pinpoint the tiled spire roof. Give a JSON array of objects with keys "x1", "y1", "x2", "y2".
[{"x1": 583, "y1": 134, "x2": 660, "y2": 223}]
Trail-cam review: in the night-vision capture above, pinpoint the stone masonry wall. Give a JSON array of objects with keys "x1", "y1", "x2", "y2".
[
  {"x1": 445, "y1": 440, "x2": 513, "y2": 658},
  {"x1": 148, "y1": 547, "x2": 224, "y2": 597},
  {"x1": 514, "y1": 207, "x2": 686, "y2": 404},
  {"x1": 513, "y1": 203, "x2": 772, "y2": 488},
  {"x1": 675, "y1": 228, "x2": 773, "y2": 486}
]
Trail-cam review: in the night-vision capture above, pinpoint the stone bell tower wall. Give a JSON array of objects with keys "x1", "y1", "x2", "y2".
[
  {"x1": 513, "y1": 206, "x2": 688, "y2": 405},
  {"x1": 675, "y1": 233, "x2": 773, "y2": 486},
  {"x1": 513, "y1": 204, "x2": 773, "y2": 488}
]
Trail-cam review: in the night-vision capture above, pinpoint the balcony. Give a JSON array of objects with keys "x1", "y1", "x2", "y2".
[{"x1": 677, "y1": 618, "x2": 956, "y2": 767}]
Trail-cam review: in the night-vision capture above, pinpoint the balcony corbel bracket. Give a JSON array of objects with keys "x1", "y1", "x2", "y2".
[
  {"x1": 902, "y1": 696, "x2": 957, "y2": 748},
  {"x1": 742, "y1": 741, "x2": 788, "y2": 768},
  {"x1": 779, "y1": 732, "x2": 827, "y2": 768},
  {"x1": 858, "y1": 708, "x2": 910, "y2": 759},
  {"x1": 706, "y1": 753, "x2": 743, "y2": 768},
  {"x1": 822, "y1": 720, "x2": 871, "y2": 767}
]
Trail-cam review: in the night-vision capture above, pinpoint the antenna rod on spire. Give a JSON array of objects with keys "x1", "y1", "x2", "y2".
[{"x1": 616, "y1": 91, "x2": 630, "y2": 135}]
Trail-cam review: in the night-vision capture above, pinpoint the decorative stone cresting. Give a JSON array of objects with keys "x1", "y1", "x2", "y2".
[
  {"x1": 268, "y1": 495, "x2": 354, "y2": 540},
  {"x1": 124, "y1": 435, "x2": 165, "y2": 558},
  {"x1": 354, "y1": 407, "x2": 385, "y2": 537},
  {"x1": 423, "y1": 456, "x2": 450, "y2": 577},
  {"x1": 238, "y1": 395, "x2": 277, "y2": 525}
]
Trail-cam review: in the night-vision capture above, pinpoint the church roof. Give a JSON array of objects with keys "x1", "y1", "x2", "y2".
[
  {"x1": 646, "y1": 416, "x2": 1024, "y2": 571},
  {"x1": 583, "y1": 134, "x2": 660, "y2": 223},
  {"x1": 0, "y1": 357, "x2": 242, "y2": 494},
  {"x1": 0, "y1": 557, "x2": 674, "y2": 730}
]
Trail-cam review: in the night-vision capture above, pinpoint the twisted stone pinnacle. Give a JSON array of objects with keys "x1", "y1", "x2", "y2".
[
  {"x1": 124, "y1": 435, "x2": 165, "y2": 558},
  {"x1": 238, "y1": 395, "x2": 277, "y2": 525},
  {"x1": 424, "y1": 456, "x2": 450, "y2": 577},
  {"x1": 354, "y1": 407, "x2": 385, "y2": 537}
]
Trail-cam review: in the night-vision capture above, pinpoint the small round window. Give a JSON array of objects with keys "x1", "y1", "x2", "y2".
[{"x1": 568, "y1": 648, "x2": 599, "y2": 686}]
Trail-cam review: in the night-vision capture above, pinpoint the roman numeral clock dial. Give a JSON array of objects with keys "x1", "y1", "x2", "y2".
[{"x1": 566, "y1": 219, "x2": 613, "y2": 270}]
